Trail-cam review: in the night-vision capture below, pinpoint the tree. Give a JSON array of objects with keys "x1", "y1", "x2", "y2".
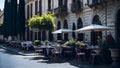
[
  {"x1": 28, "y1": 15, "x2": 42, "y2": 29},
  {"x1": 0, "y1": 23, "x2": 3, "y2": 35},
  {"x1": 41, "y1": 12, "x2": 56, "y2": 31},
  {"x1": 17, "y1": 0, "x2": 25, "y2": 37},
  {"x1": 28, "y1": 12, "x2": 56, "y2": 41},
  {"x1": 28, "y1": 14, "x2": 42, "y2": 40},
  {"x1": 3, "y1": 0, "x2": 17, "y2": 40},
  {"x1": 3, "y1": 0, "x2": 10, "y2": 38},
  {"x1": 40, "y1": 12, "x2": 56, "y2": 41}
]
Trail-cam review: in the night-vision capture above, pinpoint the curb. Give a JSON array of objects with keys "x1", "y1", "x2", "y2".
[{"x1": 0, "y1": 45, "x2": 26, "y2": 56}]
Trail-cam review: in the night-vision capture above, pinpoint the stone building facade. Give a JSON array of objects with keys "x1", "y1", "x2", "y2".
[
  {"x1": 0, "y1": 9, "x2": 3, "y2": 40},
  {"x1": 25, "y1": 0, "x2": 120, "y2": 44},
  {"x1": 0, "y1": 9, "x2": 3, "y2": 23}
]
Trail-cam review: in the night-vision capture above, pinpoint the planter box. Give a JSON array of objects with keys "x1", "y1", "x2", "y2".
[{"x1": 109, "y1": 49, "x2": 120, "y2": 64}]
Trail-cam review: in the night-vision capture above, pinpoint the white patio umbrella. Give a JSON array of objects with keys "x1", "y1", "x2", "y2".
[
  {"x1": 52, "y1": 28, "x2": 73, "y2": 34},
  {"x1": 75, "y1": 24, "x2": 111, "y2": 32}
]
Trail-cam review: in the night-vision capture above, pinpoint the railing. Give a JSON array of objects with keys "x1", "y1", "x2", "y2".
[
  {"x1": 87, "y1": 0, "x2": 105, "y2": 8},
  {"x1": 71, "y1": 1, "x2": 83, "y2": 13},
  {"x1": 54, "y1": 6, "x2": 68, "y2": 17},
  {"x1": 25, "y1": 0, "x2": 34, "y2": 4}
]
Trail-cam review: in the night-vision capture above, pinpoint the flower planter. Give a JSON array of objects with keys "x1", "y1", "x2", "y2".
[{"x1": 109, "y1": 49, "x2": 120, "y2": 64}]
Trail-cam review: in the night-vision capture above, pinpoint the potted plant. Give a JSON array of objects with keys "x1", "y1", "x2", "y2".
[
  {"x1": 76, "y1": 41, "x2": 86, "y2": 48},
  {"x1": 100, "y1": 34, "x2": 120, "y2": 64},
  {"x1": 28, "y1": 15, "x2": 41, "y2": 30},
  {"x1": 64, "y1": 39, "x2": 77, "y2": 47},
  {"x1": 34, "y1": 40, "x2": 41, "y2": 46}
]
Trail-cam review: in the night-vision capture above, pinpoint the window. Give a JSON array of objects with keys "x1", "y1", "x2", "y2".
[
  {"x1": 39, "y1": 0, "x2": 42, "y2": 15},
  {"x1": 27, "y1": 5, "x2": 29, "y2": 19},
  {"x1": 48, "y1": 0, "x2": 51, "y2": 10},
  {"x1": 30, "y1": 3, "x2": 33, "y2": 17},
  {"x1": 35, "y1": 0, "x2": 38, "y2": 15},
  {"x1": 88, "y1": 0, "x2": 93, "y2": 5}
]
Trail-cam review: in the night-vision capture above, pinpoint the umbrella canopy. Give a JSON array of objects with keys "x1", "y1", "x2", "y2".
[
  {"x1": 75, "y1": 24, "x2": 111, "y2": 32},
  {"x1": 52, "y1": 29, "x2": 73, "y2": 34}
]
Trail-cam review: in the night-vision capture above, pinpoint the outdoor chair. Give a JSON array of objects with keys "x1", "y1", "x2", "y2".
[
  {"x1": 21, "y1": 44, "x2": 27, "y2": 50},
  {"x1": 75, "y1": 48, "x2": 86, "y2": 62},
  {"x1": 51, "y1": 47, "x2": 62, "y2": 60},
  {"x1": 16, "y1": 42, "x2": 21, "y2": 48},
  {"x1": 63, "y1": 47, "x2": 73, "y2": 59},
  {"x1": 34, "y1": 46, "x2": 43, "y2": 55},
  {"x1": 89, "y1": 49, "x2": 104, "y2": 64}
]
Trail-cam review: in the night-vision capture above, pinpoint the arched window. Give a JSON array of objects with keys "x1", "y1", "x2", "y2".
[
  {"x1": 57, "y1": 21, "x2": 62, "y2": 40},
  {"x1": 42, "y1": 30, "x2": 46, "y2": 41},
  {"x1": 72, "y1": 23, "x2": 76, "y2": 39},
  {"x1": 116, "y1": 9, "x2": 120, "y2": 42},
  {"x1": 63, "y1": 20, "x2": 68, "y2": 41},
  {"x1": 91, "y1": 15, "x2": 102, "y2": 45},
  {"x1": 49, "y1": 31, "x2": 53, "y2": 41},
  {"x1": 77, "y1": 18, "x2": 84, "y2": 41},
  {"x1": 38, "y1": 30, "x2": 41, "y2": 40}
]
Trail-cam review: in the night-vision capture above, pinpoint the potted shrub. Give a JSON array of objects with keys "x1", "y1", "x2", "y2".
[
  {"x1": 76, "y1": 41, "x2": 86, "y2": 48},
  {"x1": 64, "y1": 39, "x2": 77, "y2": 47},
  {"x1": 100, "y1": 34, "x2": 120, "y2": 64},
  {"x1": 109, "y1": 42, "x2": 120, "y2": 65},
  {"x1": 28, "y1": 15, "x2": 41, "y2": 30},
  {"x1": 34, "y1": 40, "x2": 41, "y2": 46}
]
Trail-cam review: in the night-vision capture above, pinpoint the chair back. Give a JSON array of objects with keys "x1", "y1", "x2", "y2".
[{"x1": 75, "y1": 48, "x2": 81, "y2": 53}]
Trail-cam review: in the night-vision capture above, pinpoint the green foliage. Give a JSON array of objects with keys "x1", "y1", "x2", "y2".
[
  {"x1": 0, "y1": 23, "x2": 3, "y2": 35},
  {"x1": 34, "y1": 40, "x2": 41, "y2": 46},
  {"x1": 57, "y1": 40, "x2": 66, "y2": 44},
  {"x1": 64, "y1": 39, "x2": 87, "y2": 48},
  {"x1": 99, "y1": 34, "x2": 120, "y2": 49},
  {"x1": 28, "y1": 15, "x2": 41, "y2": 28},
  {"x1": 64, "y1": 39, "x2": 76, "y2": 47},
  {"x1": 41, "y1": 12, "x2": 56, "y2": 30},
  {"x1": 76, "y1": 41, "x2": 86, "y2": 48},
  {"x1": 28, "y1": 12, "x2": 56, "y2": 31},
  {"x1": 97, "y1": 36, "x2": 102, "y2": 45},
  {"x1": 0, "y1": 23, "x2": 3, "y2": 27}
]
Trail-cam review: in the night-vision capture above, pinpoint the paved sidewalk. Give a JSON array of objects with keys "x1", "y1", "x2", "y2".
[
  {"x1": 0, "y1": 44, "x2": 35, "y2": 56},
  {"x1": 0, "y1": 44, "x2": 120, "y2": 68}
]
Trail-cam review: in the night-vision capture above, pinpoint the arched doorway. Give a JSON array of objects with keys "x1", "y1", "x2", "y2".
[
  {"x1": 42, "y1": 30, "x2": 46, "y2": 41},
  {"x1": 77, "y1": 18, "x2": 84, "y2": 41},
  {"x1": 116, "y1": 9, "x2": 120, "y2": 42},
  {"x1": 91, "y1": 15, "x2": 102, "y2": 45},
  {"x1": 72, "y1": 23, "x2": 76, "y2": 39},
  {"x1": 57, "y1": 21, "x2": 62, "y2": 40},
  {"x1": 63, "y1": 20, "x2": 68, "y2": 41}
]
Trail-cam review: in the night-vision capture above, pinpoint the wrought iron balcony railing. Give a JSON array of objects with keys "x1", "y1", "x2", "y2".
[
  {"x1": 87, "y1": 0, "x2": 105, "y2": 8},
  {"x1": 71, "y1": 1, "x2": 83, "y2": 13},
  {"x1": 54, "y1": 6, "x2": 68, "y2": 17}
]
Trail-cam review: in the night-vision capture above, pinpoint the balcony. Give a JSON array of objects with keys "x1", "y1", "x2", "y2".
[
  {"x1": 54, "y1": 6, "x2": 68, "y2": 17},
  {"x1": 71, "y1": 2, "x2": 83, "y2": 13},
  {"x1": 47, "y1": 9, "x2": 53, "y2": 13},
  {"x1": 87, "y1": 0, "x2": 105, "y2": 9},
  {"x1": 25, "y1": 0, "x2": 34, "y2": 4}
]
